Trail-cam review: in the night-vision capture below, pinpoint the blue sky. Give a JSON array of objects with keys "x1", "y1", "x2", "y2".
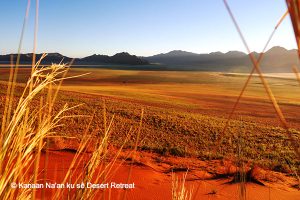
[{"x1": 0, "y1": 0, "x2": 296, "y2": 57}]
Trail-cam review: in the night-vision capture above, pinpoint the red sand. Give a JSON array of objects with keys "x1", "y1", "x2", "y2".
[{"x1": 28, "y1": 150, "x2": 300, "y2": 200}]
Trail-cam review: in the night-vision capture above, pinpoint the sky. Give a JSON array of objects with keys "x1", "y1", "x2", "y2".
[{"x1": 0, "y1": 0, "x2": 297, "y2": 57}]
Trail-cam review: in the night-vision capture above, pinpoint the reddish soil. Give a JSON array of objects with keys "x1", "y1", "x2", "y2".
[
  {"x1": 31, "y1": 149, "x2": 300, "y2": 200},
  {"x1": 1, "y1": 69, "x2": 299, "y2": 199}
]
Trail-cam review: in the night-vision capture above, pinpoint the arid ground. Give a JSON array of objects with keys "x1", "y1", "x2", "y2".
[{"x1": 0, "y1": 67, "x2": 299, "y2": 199}]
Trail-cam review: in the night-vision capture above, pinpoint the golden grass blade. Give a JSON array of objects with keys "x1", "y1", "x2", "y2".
[
  {"x1": 7, "y1": 0, "x2": 31, "y2": 127},
  {"x1": 1, "y1": 55, "x2": 15, "y2": 135},
  {"x1": 293, "y1": 65, "x2": 300, "y2": 85},
  {"x1": 31, "y1": 0, "x2": 39, "y2": 70},
  {"x1": 287, "y1": 0, "x2": 300, "y2": 87},
  {"x1": 222, "y1": 0, "x2": 300, "y2": 159},
  {"x1": 121, "y1": 108, "x2": 144, "y2": 200},
  {"x1": 0, "y1": 60, "x2": 75, "y2": 199},
  {"x1": 286, "y1": 0, "x2": 300, "y2": 57},
  {"x1": 172, "y1": 172, "x2": 192, "y2": 200},
  {"x1": 216, "y1": 6, "x2": 289, "y2": 153}
]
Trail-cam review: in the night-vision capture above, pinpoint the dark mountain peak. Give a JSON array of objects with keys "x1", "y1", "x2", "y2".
[
  {"x1": 0, "y1": 52, "x2": 71, "y2": 64},
  {"x1": 0, "y1": 52, "x2": 148, "y2": 65},
  {"x1": 113, "y1": 52, "x2": 131, "y2": 57},
  {"x1": 79, "y1": 52, "x2": 148, "y2": 65},
  {"x1": 21, "y1": 52, "x2": 64, "y2": 57},
  {"x1": 85, "y1": 54, "x2": 108, "y2": 58},
  {"x1": 111, "y1": 52, "x2": 149, "y2": 65},
  {"x1": 47, "y1": 52, "x2": 64, "y2": 57}
]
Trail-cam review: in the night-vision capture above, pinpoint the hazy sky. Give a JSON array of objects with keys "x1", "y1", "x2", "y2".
[{"x1": 0, "y1": 0, "x2": 296, "y2": 57}]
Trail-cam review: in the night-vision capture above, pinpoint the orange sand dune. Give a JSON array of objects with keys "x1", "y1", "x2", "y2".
[{"x1": 31, "y1": 150, "x2": 299, "y2": 200}]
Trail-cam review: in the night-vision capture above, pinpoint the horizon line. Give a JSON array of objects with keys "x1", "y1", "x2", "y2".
[{"x1": 1, "y1": 45, "x2": 297, "y2": 58}]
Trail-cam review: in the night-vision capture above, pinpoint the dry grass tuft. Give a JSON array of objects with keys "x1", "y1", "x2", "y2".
[
  {"x1": 171, "y1": 172, "x2": 193, "y2": 200},
  {"x1": 0, "y1": 59, "x2": 74, "y2": 199}
]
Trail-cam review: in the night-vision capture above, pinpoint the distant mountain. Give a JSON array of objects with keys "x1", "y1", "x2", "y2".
[
  {"x1": 154, "y1": 50, "x2": 199, "y2": 57},
  {"x1": 257, "y1": 47, "x2": 298, "y2": 71},
  {"x1": 265, "y1": 46, "x2": 288, "y2": 55},
  {"x1": 1, "y1": 47, "x2": 298, "y2": 72},
  {"x1": 0, "y1": 53, "x2": 72, "y2": 64},
  {"x1": 146, "y1": 46, "x2": 299, "y2": 72},
  {"x1": 0, "y1": 52, "x2": 149, "y2": 65},
  {"x1": 147, "y1": 49, "x2": 247, "y2": 65},
  {"x1": 79, "y1": 52, "x2": 149, "y2": 65},
  {"x1": 79, "y1": 54, "x2": 110, "y2": 63},
  {"x1": 224, "y1": 51, "x2": 247, "y2": 58}
]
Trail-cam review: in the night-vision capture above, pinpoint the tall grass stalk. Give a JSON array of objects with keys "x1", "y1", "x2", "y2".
[
  {"x1": 0, "y1": 61, "x2": 74, "y2": 199},
  {"x1": 172, "y1": 172, "x2": 192, "y2": 200}
]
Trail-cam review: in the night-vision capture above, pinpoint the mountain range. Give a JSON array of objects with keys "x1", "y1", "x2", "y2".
[
  {"x1": 146, "y1": 46, "x2": 299, "y2": 72},
  {"x1": 0, "y1": 52, "x2": 149, "y2": 65},
  {"x1": 0, "y1": 46, "x2": 298, "y2": 72}
]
